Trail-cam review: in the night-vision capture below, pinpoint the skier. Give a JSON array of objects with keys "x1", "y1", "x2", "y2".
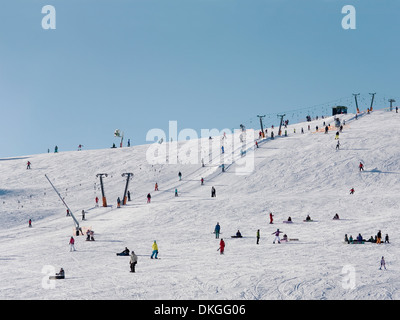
[
  {"x1": 336, "y1": 140, "x2": 340, "y2": 150},
  {"x1": 127, "y1": 190, "x2": 131, "y2": 201},
  {"x1": 214, "y1": 222, "x2": 221, "y2": 239},
  {"x1": 69, "y1": 237, "x2": 76, "y2": 252},
  {"x1": 175, "y1": 188, "x2": 178, "y2": 197},
  {"x1": 335, "y1": 131, "x2": 339, "y2": 140},
  {"x1": 95, "y1": 196, "x2": 99, "y2": 207},
  {"x1": 255, "y1": 141, "x2": 259, "y2": 148},
  {"x1": 219, "y1": 239, "x2": 225, "y2": 254},
  {"x1": 385, "y1": 234, "x2": 390, "y2": 244},
  {"x1": 66, "y1": 209, "x2": 70, "y2": 217},
  {"x1": 256, "y1": 229, "x2": 260, "y2": 244},
  {"x1": 127, "y1": 139, "x2": 130, "y2": 147},
  {"x1": 380, "y1": 256, "x2": 386, "y2": 270},
  {"x1": 350, "y1": 188, "x2": 355, "y2": 194},
  {"x1": 28, "y1": 219, "x2": 32, "y2": 227},
  {"x1": 130, "y1": 251, "x2": 138, "y2": 272},
  {"x1": 178, "y1": 171, "x2": 182, "y2": 181},
  {"x1": 147, "y1": 193, "x2": 151, "y2": 203},
  {"x1": 81, "y1": 210, "x2": 85, "y2": 220},
  {"x1": 151, "y1": 240, "x2": 158, "y2": 259},
  {"x1": 117, "y1": 197, "x2": 121, "y2": 208},
  {"x1": 211, "y1": 186, "x2": 216, "y2": 198},
  {"x1": 221, "y1": 146, "x2": 224, "y2": 154},
  {"x1": 26, "y1": 161, "x2": 31, "y2": 169},
  {"x1": 272, "y1": 229, "x2": 283, "y2": 244},
  {"x1": 155, "y1": 183, "x2": 159, "y2": 191},
  {"x1": 396, "y1": 106, "x2": 398, "y2": 113},
  {"x1": 77, "y1": 144, "x2": 83, "y2": 151},
  {"x1": 269, "y1": 212, "x2": 274, "y2": 224},
  {"x1": 359, "y1": 162, "x2": 364, "y2": 171},
  {"x1": 201, "y1": 177, "x2": 204, "y2": 185},
  {"x1": 54, "y1": 146, "x2": 58, "y2": 153}
]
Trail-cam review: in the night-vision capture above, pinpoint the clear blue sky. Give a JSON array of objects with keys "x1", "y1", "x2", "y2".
[{"x1": 0, "y1": 0, "x2": 399, "y2": 157}]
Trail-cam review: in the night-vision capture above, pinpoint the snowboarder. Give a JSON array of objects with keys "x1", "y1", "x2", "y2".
[
  {"x1": 305, "y1": 215, "x2": 312, "y2": 221},
  {"x1": 269, "y1": 212, "x2": 274, "y2": 224},
  {"x1": 155, "y1": 183, "x2": 159, "y2": 191},
  {"x1": 272, "y1": 229, "x2": 283, "y2": 244},
  {"x1": 256, "y1": 229, "x2": 260, "y2": 244},
  {"x1": 380, "y1": 256, "x2": 386, "y2": 270},
  {"x1": 350, "y1": 188, "x2": 355, "y2": 194},
  {"x1": 147, "y1": 193, "x2": 151, "y2": 203},
  {"x1": 28, "y1": 219, "x2": 32, "y2": 227},
  {"x1": 117, "y1": 197, "x2": 121, "y2": 208},
  {"x1": 56, "y1": 268, "x2": 65, "y2": 278},
  {"x1": 151, "y1": 241, "x2": 158, "y2": 259},
  {"x1": 219, "y1": 239, "x2": 225, "y2": 254},
  {"x1": 178, "y1": 171, "x2": 182, "y2": 181},
  {"x1": 69, "y1": 237, "x2": 76, "y2": 252},
  {"x1": 211, "y1": 186, "x2": 216, "y2": 197},
  {"x1": 234, "y1": 230, "x2": 242, "y2": 238},
  {"x1": 130, "y1": 251, "x2": 138, "y2": 272},
  {"x1": 117, "y1": 247, "x2": 130, "y2": 256},
  {"x1": 359, "y1": 162, "x2": 364, "y2": 171},
  {"x1": 333, "y1": 213, "x2": 340, "y2": 220},
  {"x1": 214, "y1": 222, "x2": 221, "y2": 239},
  {"x1": 26, "y1": 161, "x2": 31, "y2": 169}
]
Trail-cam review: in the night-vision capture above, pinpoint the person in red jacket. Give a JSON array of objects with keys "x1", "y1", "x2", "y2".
[
  {"x1": 219, "y1": 239, "x2": 225, "y2": 254},
  {"x1": 269, "y1": 212, "x2": 274, "y2": 224},
  {"x1": 69, "y1": 237, "x2": 76, "y2": 252},
  {"x1": 359, "y1": 162, "x2": 364, "y2": 171},
  {"x1": 350, "y1": 188, "x2": 355, "y2": 194}
]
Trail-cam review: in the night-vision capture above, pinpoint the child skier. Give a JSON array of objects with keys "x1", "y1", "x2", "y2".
[
  {"x1": 272, "y1": 229, "x2": 283, "y2": 244},
  {"x1": 380, "y1": 256, "x2": 386, "y2": 270}
]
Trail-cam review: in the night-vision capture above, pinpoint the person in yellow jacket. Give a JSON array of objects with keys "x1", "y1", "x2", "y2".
[{"x1": 151, "y1": 240, "x2": 158, "y2": 259}]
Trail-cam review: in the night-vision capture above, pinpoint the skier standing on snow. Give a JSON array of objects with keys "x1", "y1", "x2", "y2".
[
  {"x1": 95, "y1": 196, "x2": 99, "y2": 207},
  {"x1": 117, "y1": 197, "x2": 121, "y2": 208},
  {"x1": 350, "y1": 188, "x2": 355, "y2": 194},
  {"x1": 214, "y1": 222, "x2": 221, "y2": 239},
  {"x1": 151, "y1": 241, "x2": 158, "y2": 259},
  {"x1": 130, "y1": 251, "x2": 138, "y2": 272},
  {"x1": 69, "y1": 237, "x2": 76, "y2": 251},
  {"x1": 155, "y1": 183, "x2": 159, "y2": 191},
  {"x1": 81, "y1": 210, "x2": 85, "y2": 220},
  {"x1": 336, "y1": 140, "x2": 340, "y2": 150},
  {"x1": 26, "y1": 161, "x2": 31, "y2": 169},
  {"x1": 380, "y1": 256, "x2": 386, "y2": 270},
  {"x1": 178, "y1": 172, "x2": 182, "y2": 181},
  {"x1": 256, "y1": 229, "x2": 260, "y2": 244},
  {"x1": 147, "y1": 193, "x2": 151, "y2": 203},
  {"x1": 28, "y1": 219, "x2": 32, "y2": 227},
  {"x1": 175, "y1": 188, "x2": 178, "y2": 197},
  {"x1": 272, "y1": 229, "x2": 283, "y2": 244},
  {"x1": 359, "y1": 162, "x2": 364, "y2": 171},
  {"x1": 201, "y1": 177, "x2": 204, "y2": 185},
  {"x1": 269, "y1": 212, "x2": 274, "y2": 224},
  {"x1": 219, "y1": 239, "x2": 225, "y2": 254}
]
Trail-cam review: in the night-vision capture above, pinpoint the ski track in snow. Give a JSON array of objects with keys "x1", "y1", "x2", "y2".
[{"x1": 0, "y1": 110, "x2": 400, "y2": 300}]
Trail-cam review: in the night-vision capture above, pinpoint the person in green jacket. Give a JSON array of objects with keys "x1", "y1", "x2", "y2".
[
  {"x1": 151, "y1": 240, "x2": 158, "y2": 259},
  {"x1": 256, "y1": 229, "x2": 260, "y2": 245}
]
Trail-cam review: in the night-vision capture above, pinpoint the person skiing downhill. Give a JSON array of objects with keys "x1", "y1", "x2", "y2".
[
  {"x1": 380, "y1": 256, "x2": 386, "y2": 270},
  {"x1": 26, "y1": 161, "x2": 31, "y2": 169},
  {"x1": 219, "y1": 239, "x2": 225, "y2": 254},
  {"x1": 359, "y1": 162, "x2": 364, "y2": 171},
  {"x1": 272, "y1": 229, "x2": 283, "y2": 244},
  {"x1": 350, "y1": 188, "x2": 355, "y2": 194}
]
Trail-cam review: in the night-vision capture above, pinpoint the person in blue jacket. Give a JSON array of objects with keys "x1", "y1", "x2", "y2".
[{"x1": 214, "y1": 222, "x2": 221, "y2": 239}]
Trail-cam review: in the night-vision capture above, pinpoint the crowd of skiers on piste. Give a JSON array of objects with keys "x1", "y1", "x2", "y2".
[{"x1": 29, "y1": 110, "x2": 396, "y2": 278}]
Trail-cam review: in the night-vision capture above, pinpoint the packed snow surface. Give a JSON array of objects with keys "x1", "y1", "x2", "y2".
[{"x1": 0, "y1": 110, "x2": 399, "y2": 300}]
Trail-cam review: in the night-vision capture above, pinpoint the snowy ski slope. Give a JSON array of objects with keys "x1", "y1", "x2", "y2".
[{"x1": 0, "y1": 110, "x2": 399, "y2": 300}]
